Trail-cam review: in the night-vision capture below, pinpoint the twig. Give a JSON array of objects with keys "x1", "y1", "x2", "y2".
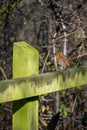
[
  {"x1": 59, "y1": 14, "x2": 68, "y2": 56},
  {"x1": 52, "y1": 32, "x2": 59, "y2": 113},
  {"x1": 56, "y1": 25, "x2": 87, "y2": 41},
  {"x1": 71, "y1": 96, "x2": 78, "y2": 113},
  {"x1": 39, "y1": 117, "x2": 47, "y2": 127},
  {"x1": 38, "y1": 0, "x2": 43, "y2": 5},
  {"x1": 69, "y1": 52, "x2": 87, "y2": 61},
  {"x1": 51, "y1": 0, "x2": 68, "y2": 56},
  {"x1": 41, "y1": 50, "x2": 50, "y2": 73},
  {"x1": 69, "y1": 7, "x2": 83, "y2": 24},
  {"x1": 0, "y1": 66, "x2": 7, "y2": 80},
  {"x1": 52, "y1": 32, "x2": 58, "y2": 71}
]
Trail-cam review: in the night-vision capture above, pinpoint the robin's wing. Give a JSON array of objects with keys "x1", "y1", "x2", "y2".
[{"x1": 62, "y1": 56, "x2": 70, "y2": 67}]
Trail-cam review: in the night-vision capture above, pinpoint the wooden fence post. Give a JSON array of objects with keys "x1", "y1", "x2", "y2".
[{"x1": 13, "y1": 42, "x2": 39, "y2": 130}]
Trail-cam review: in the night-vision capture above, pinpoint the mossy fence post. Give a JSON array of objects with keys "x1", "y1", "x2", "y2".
[{"x1": 13, "y1": 42, "x2": 39, "y2": 130}]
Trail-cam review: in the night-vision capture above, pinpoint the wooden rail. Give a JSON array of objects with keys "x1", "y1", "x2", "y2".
[
  {"x1": 0, "y1": 65, "x2": 87, "y2": 103},
  {"x1": 0, "y1": 42, "x2": 87, "y2": 130}
]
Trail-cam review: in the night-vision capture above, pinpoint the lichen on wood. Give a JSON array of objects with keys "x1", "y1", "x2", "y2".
[{"x1": 0, "y1": 66, "x2": 87, "y2": 103}]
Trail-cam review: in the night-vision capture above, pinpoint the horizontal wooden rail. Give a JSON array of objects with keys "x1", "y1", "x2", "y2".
[{"x1": 0, "y1": 66, "x2": 87, "y2": 103}]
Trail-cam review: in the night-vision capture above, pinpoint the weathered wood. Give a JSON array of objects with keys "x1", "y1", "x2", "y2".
[
  {"x1": 12, "y1": 42, "x2": 39, "y2": 130},
  {"x1": 0, "y1": 66, "x2": 87, "y2": 103}
]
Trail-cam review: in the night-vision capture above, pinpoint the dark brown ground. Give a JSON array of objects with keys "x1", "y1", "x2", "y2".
[{"x1": 0, "y1": 0, "x2": 87, "y2": 130}]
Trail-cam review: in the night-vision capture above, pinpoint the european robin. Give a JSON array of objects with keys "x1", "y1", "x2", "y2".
[{"x1": 56, "y1": 52, "x2": 70, "y2": 67}]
